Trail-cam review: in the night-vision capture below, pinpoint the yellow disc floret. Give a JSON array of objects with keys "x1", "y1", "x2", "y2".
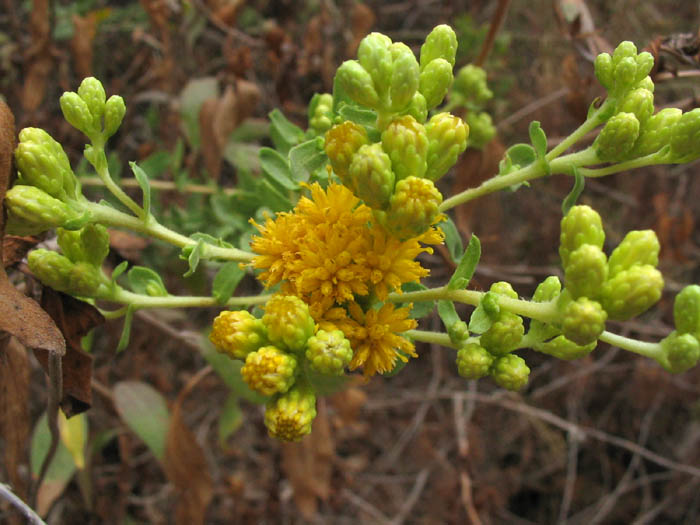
[
  {"x1": 240, "y1": 345, "x2": 297, "y2": 396},
  {"x1": 264, "y1": 387, "x2": 317, "y2": 441},
  {"x1": 209, "y1": 310, "x2": 267, "y2": 360},
  {"x1": 262, "y1": 295, "x2": 316, "y2": 354}
]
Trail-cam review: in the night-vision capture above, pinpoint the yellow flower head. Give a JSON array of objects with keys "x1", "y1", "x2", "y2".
[
  {"x1": 320, "y1": 301, "x2": 418, "y2": 377},
  {"x1": 250, "y1": 183, "x2": 441, "y2": 312}
]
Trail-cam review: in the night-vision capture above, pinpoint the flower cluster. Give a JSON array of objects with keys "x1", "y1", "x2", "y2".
[{"x1": 250, "y1": 182, "x2": 442, "y2": 376}]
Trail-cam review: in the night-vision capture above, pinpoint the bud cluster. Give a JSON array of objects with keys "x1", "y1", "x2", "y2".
[
  {"x1": 658, "y1": 286, "x2": 700, "y2": 373},
  {"x1": 209, "y1": 294, "x2": 355, "y2": 441},
  {"x1": 592, "y1": 42, "x2": 700, "y2": 164},
  {"x1": 60, "y1": 77, "x2": 126, "y2": 140},
  {"x1": 455, "y1": 282, "x2": 530, "y2": 391}
]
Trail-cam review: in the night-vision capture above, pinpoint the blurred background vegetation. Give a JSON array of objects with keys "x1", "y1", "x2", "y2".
[{"x1": 1, "y1": 0, "x2": 700, "y2": 523}]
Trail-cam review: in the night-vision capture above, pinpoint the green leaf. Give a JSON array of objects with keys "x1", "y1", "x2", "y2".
[
  {"x1": 259, "y1": 179, "x2": 293, "y2": 211},
  {"x1": 128, "y1": 266, "x2": 168, "y2": 297},
  {"x1": 288, "y1": 137, "x2": 327, "y2": 182},
  {"x1": 201, "y1": 338, "x2": 268, "y2": 404},
  {"x1": 112, "y1": 260, "x2": 129, "y2": 281},
  {"x1": 259, "y1": 147, "x2": 297, "y2": 190},
  {"x1": 113, "y1": 381, "x2": 170, "y2": 461},
  {"x1": 218, "y1": 393, "x2": 243, "y2": 446},
  {"x1": 437, "y1": 300, "x2": 460, "y2": 331},
  {"x1": 130, "y1": 161, "x2": 151, "y2": 218},
  {"x1": 439, "y1": 216, "x2": 463, "y2": 263},
  {"x1": 469, "y1": 303, "x2": 493, "y2": 334},
  {"x1": 183, "y1": 240, "x2": 204, "y2": 277},
  {"x1": 338, "y1": 104, "x2": 378, "y2": 128},
  {"x1": 447, "y1": 234, "x2": 481, "y2": 290},
  {"x1": 213, "y1": 261, "x2": 245, "y2": 304},
  {"x1": 506, "y1": 143, "x2": 537, "y2": 167},
  {"x1": 30, "y1": 412, "x2": 77, "y2": 479},
  {"x1": 562, "y1": 166, "x2": 585, "y2": 216},
  {"x1": 306, "y1": 367, "x2": 350, "y2": 395},
  {"x1": 269, "y1": 109, "x2": 304, "y2": 154},
  {"x1": 116, "y1": 305, "x2": 135, "y2": 352},
  {"x1": 402, "y1": 282, "x2": 435, "y2": 319},
  {"x1": 529, "y1": 121, "x2": 547, "y2": 159}
]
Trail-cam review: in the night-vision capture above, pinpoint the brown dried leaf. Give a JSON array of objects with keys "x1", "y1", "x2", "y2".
[
  {"x1": 163, "y1": 389, "x2": 213, "y2": 525},
  {"x1": 0, "y1": 336, "x2": 31, "y2": 502},
  {"x1": 281, "y1": 399, "x2": 334, "y2": 518},
  {"x1": 199, "y1": 80, "x2": 260, "y2": 179},
  {"x1": 33, "y1": 290, "x2": 104, "y2": 417},
  {"x1": 21, "y1": 0, "x2": 53, "y2": 112},
  {"x1": 0, "y1": 101, "x2": 65, "y2": 356},
  {"x1": 109, "y1": 229, "x2": 150, "y2": 261},
  {"x1": 70, "y1": 13, "x2": 98, "y2": 79},
  {"x1": 2, "y1": 235, "x2": 41, "y2": 268}
]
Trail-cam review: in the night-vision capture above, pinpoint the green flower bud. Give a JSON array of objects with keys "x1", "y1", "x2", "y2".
[
  {"x1": 60, "y1": 91, "x2": 96, "y2": 136},
  {"x1": 660, "y1": 331, "x2": 700, "y2": 374},
  {"x1": 464, "y1": 111, "x2": 495, "y2": 150},
  {"x1": 560, "y1": 295, "x2": 607, "y2": 346},
  {"x1": 388, "y1": 42, "x2": 420, "y2": 112},
  {"x1": 79, "y1": 224, "x2": 110, "y2": 267},
  {"x1": 612, "y1": 41, "x2": 638, "y2": 62},
  {"x1": 425, "y1": 112, "x2": 469, "y2": 181},
  {"x1": 534, "y1": 335, "x2": 596, "y2": 360},
  {"x1": 335, "y1": 60, "x2": 380, "y2": 109},
  {"x1": 613, "y1": 57, "x2": 637, "y2": 93},
  {"x1": 377, "y1": 176, "x2": 442, "y2": 237},
  {"x1": 594, "y1": 52, "x2": 613, "y2": 90},
  {"x1": 357, "y1": 32, "x2": 393, "y2": 100},
  {"x1": 241, "y1": 345, "x2": 297, "y2": 396},
  {"x1": 381, "y1": 115, "x2": 428, "y2": 181},
  {"x1": 618, "y1": 88, "x2": 654, "y2": 124},
  {"x1": 627, "y1": 107, "x2": 682, "y2": 158},
  {"x1": 104, "y1": 95, "x2": 126, "y2": 139},
  {"x1": 594, "y1": 112, "x2": 640, "y2": 162},
  {"x1": 533, "y1": 275, "x2": 562, "y2": 302},
  {"x1": 489, "y1": 281, "x2": 518, "y2": 299},
  {"x1": 14, "y1": 128, "x2": 80, "y2": 200},
  {"x1": 564, "y1": 244, "x2": 608, "y2": 300},
  {"x1": 264, "y1": 387, "x2": 317, "y2": 441},
  {"x1": 669, "y1": 108, "x2": 700, "y2": 162},
  {"x1": 634, "y1": 52, "x2": 655, "y2": 85},
  {"x1": 262, "y1": 295, "x2": 316, "y2": 354},
  {"x1": 490, "y1": 354, "x2": 530, "y2": 391},
  {"x1": 305, "y1": 329, "x2": 353, "y2": 375},
  {"x1": 210, "y1": 310, "x2": 268, "y2": 360},
  {"x1": 479, "y1": 312, "x2": 524, "y2": 356},
  {"x1": 57, "y1": 224, "x2": 110, "y2": 267},
  {"x1": 324, "y1": 121, "x2": 369, "y2": 186},
  {"x1": 600, "y1": 265, "x2": 663, "y2": 320},
  {"x1": 420, "y1": 25, "x2": 458, "y2": 69},
  {"x1": 453, "y1": 64, "x2": 493, "y2": 105},
  {"x1": 77, "y1": 77, "x2": 106, "y2": 122},
  {"x1": 308, "y1": 93, "x2": 334, "y2": 135},
  {"x1": 607, "y1": 229, "x2": 660, "y2": 277},
  {"x1": 404, "y1": 92, "x2": 428, "y2": 123},
  {"x1": 28, "y1": 250, "x2": 103, "y2": 296},
  {"x1": 4, "y1": 185, "x2": 83, "y2": 236},
  {"x1": 456, "y1": 343, "x2": 494, "y2": 379},
  {"x1": 448, "y1": 320, "x2": 470, "y2": 346},
  {"x1": 635, "y1": 76, "x2": 654, "y2": 92},
  {"x1": 673, "y1": 285, "x2": 700, "y2": 337},
  {"x1": 559, "y1": 205, "x2": 605, "y2": 268},
  {"x1": 419, "y1": 58, "x2": 453, "y2": 109},
  {"x1": 348, "y1": 143, "x2": 395, "y2": 209}
]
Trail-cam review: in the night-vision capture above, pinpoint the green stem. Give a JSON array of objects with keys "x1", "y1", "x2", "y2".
[
  {"x1": 598, "y1": 330, "x2": 664, "y2": 361},
  {"x1": 545, "y1": 99, "x2": 613, "y2": 161},
  {"x1": 108, "y1": 288, "x2": 271, "y2": 310},
  {"x1": 389, "y1": 286, "x2": 560, "y2": 324},
  {"x1": 88, "y1": 201, "x2": 255, "y2": 262},
  {"x1": 438, "y1": 147, "x2": 600, "y2": 212},
  {"x1": 405, "y1": 329, "x2": 457, "y2": 349},
  {"x1": 80, "y1": 176, "x2": 240, "y2": 196},
  {"x1": 577, "y1": 151, "x2": 665, "y2": 178},
  {"x1": 91, "y1": 144, "x2": 144, "y2": 218}
]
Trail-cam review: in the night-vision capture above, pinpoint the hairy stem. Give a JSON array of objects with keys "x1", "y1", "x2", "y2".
[{"x1": 108, "y1": 288, "x2": 271, "y2": 310}]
